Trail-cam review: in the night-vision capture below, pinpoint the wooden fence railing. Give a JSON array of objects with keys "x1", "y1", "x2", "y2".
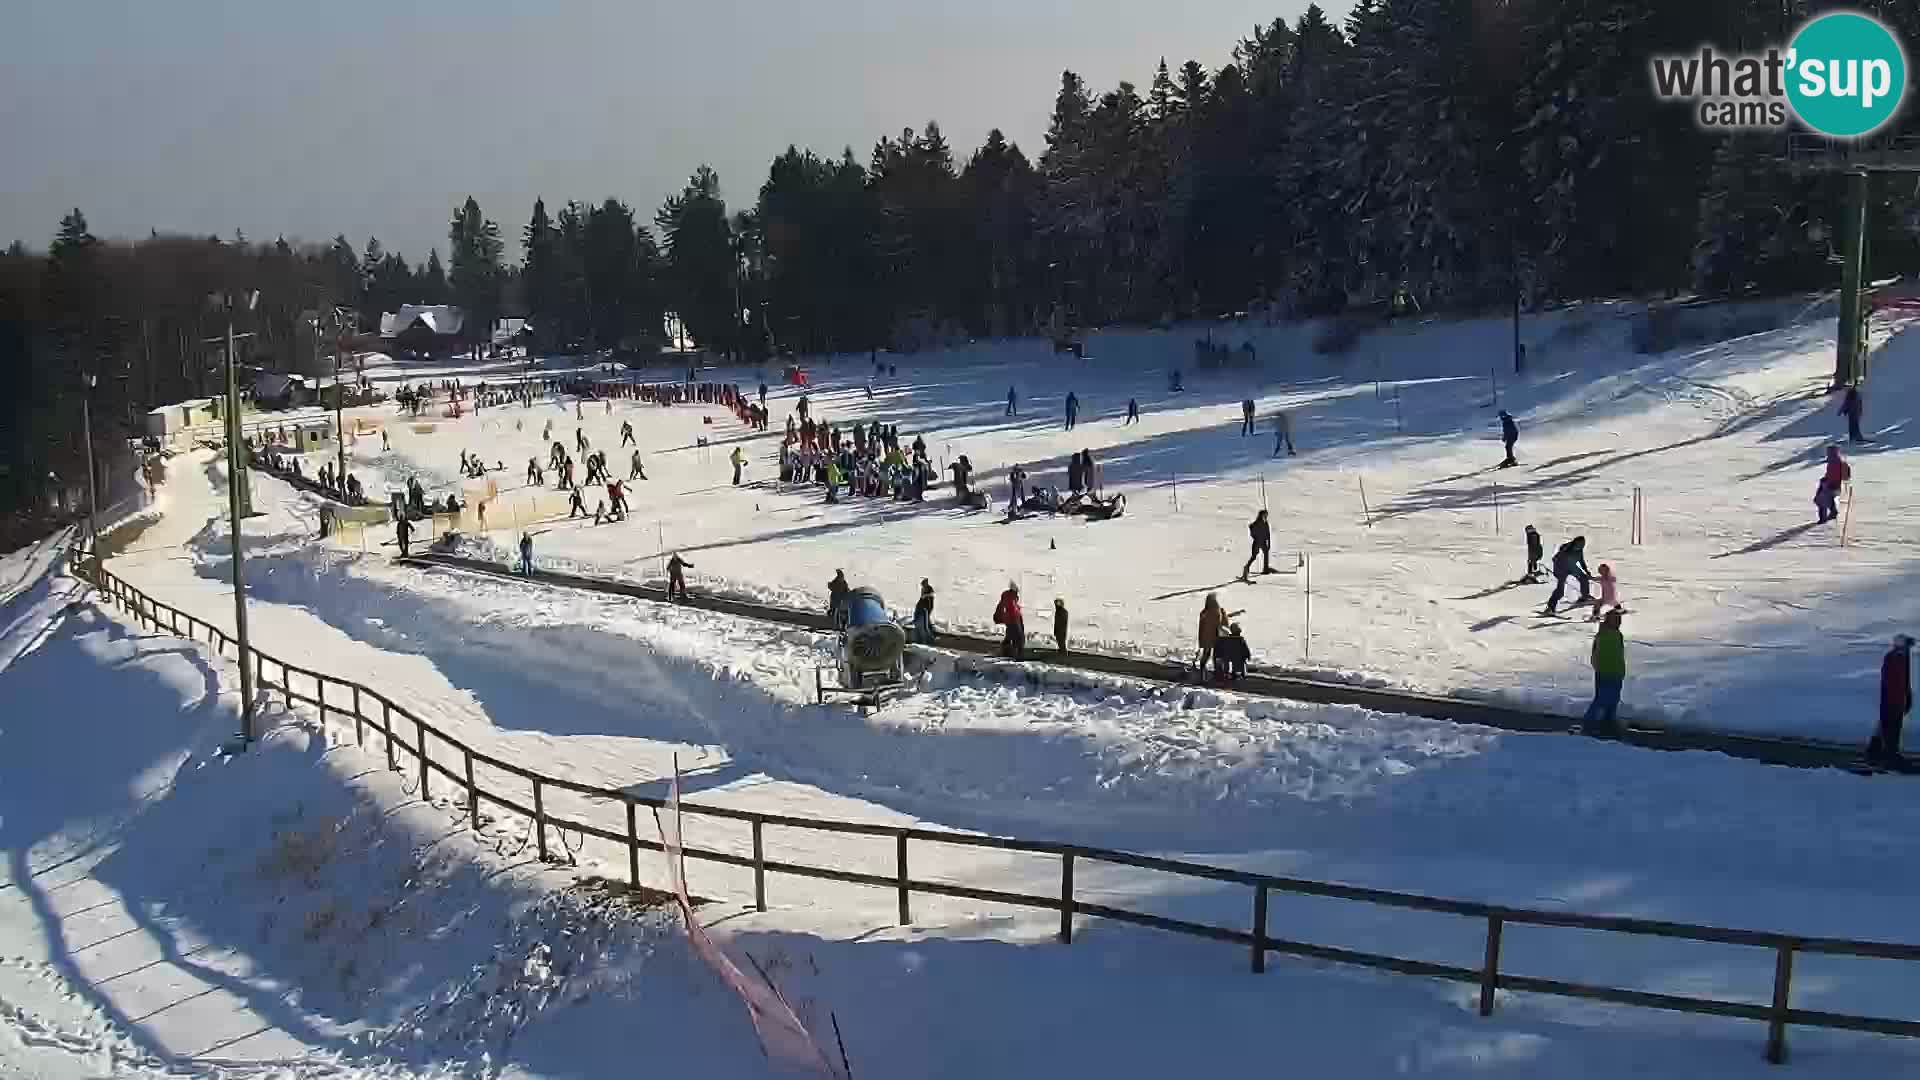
[{"x1": 72, "y1": 553, "x2": 1920, "y2": 1066}]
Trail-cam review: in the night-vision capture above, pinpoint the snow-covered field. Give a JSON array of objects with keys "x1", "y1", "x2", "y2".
[
  {"x1": 338, "y1": 307, "x2": 1920, "y2": 741},
  {"x1": 6, "y1": 305, "x2": 1920, "y2": 1076}
]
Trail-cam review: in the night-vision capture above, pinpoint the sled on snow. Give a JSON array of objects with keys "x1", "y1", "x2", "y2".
[{"x1": 815, "y1": 586, "x2": 911, "y2": 712}]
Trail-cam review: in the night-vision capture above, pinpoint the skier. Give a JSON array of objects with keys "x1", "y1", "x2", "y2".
[
  {"x1": 1067, "y1": 453, "x2": 1084, "y2": 495},
  {"x1": 1081, "y1": 450, "x2": 1099, "y2": 496},
  {"x1": 824, "y1": 458, "x2": 843, "y2": 503},
  {"x1": 1583, "y1": 611, "x2": 1627, "y2": 733},
  {"x1": 1064, "y1": 391, "x2": 1079, "y2": 432},
  {"x1": 1543, "y1": 536, "x2": 1592, "y2": 615},
  {"x1": 576, "y1": 428, "x2": 589, "y2": 455},
  {"x1": 993, "y1": 583, "x2": 1025, "y2": 660},
  {"x1": 913, "y1": 579, "x2": 936, "y2": 645},
  {"x1": 527, "y1": 458, "x2": 543, "y2": 486},
  {"x1": 730, "y1": 445, "x2": 745, "y2": 486},
  {"x1": 1241, "y1": 509, "x2": 1274, "y2": 581},
  {"x1": 568, "y1": 485, "x2": 586, "y2": 519},
  {"x1": 827, "y1": 570, "x2": 851, "y2": 628},
  {"x1": 394, "y1": 514, "x2": 414, "y2": 557},
  {"x1": 382, "y1": 429, "x2": 391, "y2": 452},
  {"x1": 666, "y1": 553, "x2": 693, "y2": 601},
  {"x1": 1006, "y1": 386, "x2": 1018, "y2": 417},
  {"x1": 1815, "y1": 445, "x2": 1850, "y2": 524},
  {"x1": 1523, "y1": 524, "x2": 1544, "y2": 582},
  {"x1": 1197, "y1": 594, "x2": 1244, "y2": 680},
  {"x1": 1587, "y1": 563, "x2": 1621, "y2": 622},
  {"x1": 608, "y1": 480, "x2": 627, "y2": 519},
  {"x1": 1053, "y1": 598, "x2": 1070, "y2": 656},
  {"x1": 1126, "y1": 397, "x2": 1140, "y2": 425},
  {"x1": 518, "y1": 531, "x2": 534, "y2": 575},
  {"x1": 1870, "y1": 634, "x2": 1914, "y2": 766},
  {"x1": 1498, "y1": 410, "x2": 1519, "y2": 468},
  {"x1": 1240, "y1": 399, "x2": 1255, "y2": 436},
  {"x1": 1272, "y1": 410, "x2": 1295, "y2": 456},
  {"x1": 1005, "y1": 464, "x2": 1028, "y2": 520},
  {"x1": 1840, "y1": 384, "x2": 1867, "y2": 444},
  {"x1": 949, "y1": 455, "x2": 973, "y2": 499},
  {"x1": 630, "y1": 449, "x2": 646, "y2": 481},
  {"x1": 621, "y1": 420, "x2": 635, "y2": 447},
  {"x1": 592, "y1": 499, "x2": 606, "y2": 526}
]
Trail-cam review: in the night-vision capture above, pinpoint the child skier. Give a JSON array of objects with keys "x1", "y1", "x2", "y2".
[
  {"x1": 1524, "y1": 525, "x2": 1544, "y2": 582},
  {"x1": 1587, "y1": 563, "x2": 1621, "y2": 622}
]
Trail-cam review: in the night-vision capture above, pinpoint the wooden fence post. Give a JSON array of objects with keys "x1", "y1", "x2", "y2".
[
  {"x1": 625, "y1": 800, "x2": 639, "y2": 887},
  {"x1": 1480, "y1": 916, "x2": 1504, "y2": 1017},
  {"x1": 1252, "y1": 885, "x2": 1269, "y2": 974},
  {"x1": 753, "y1": 818, "x2": 767, "y2": 912},
  {"x1": 465, "y1": 749, "x2": 478, "y2": 830},
  {"x1": 1059, "y1": 853, "x2": 1075, "y2": 944},
  {"x1": 1766, "y1": 944, "x2": 1795, "y2": 1064},
  {"x1": 317, "y1": 679, "x2": 327, "y2": 722},
  {"x1": 895, "y1": 833, "x2": 910, "y2": 925},
  {"x1": 417, "y1": 722, "x2": 430, "y2": 799},
  {"x1": 533, "y1": 779, "x2": 547, "y2": 862}
]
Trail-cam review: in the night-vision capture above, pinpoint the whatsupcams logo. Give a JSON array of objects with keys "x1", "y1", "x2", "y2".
[{"x1": 1649, "y1": 12, "x2": 1908, "y2": 137}]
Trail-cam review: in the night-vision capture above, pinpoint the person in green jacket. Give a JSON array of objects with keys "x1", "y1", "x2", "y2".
[
  {"x1": 1585, "y1": 610, "x2": 1626, "y2": 732},
  {"x1": 824, "y1": 459, "x2": 843, "y2": 504}
]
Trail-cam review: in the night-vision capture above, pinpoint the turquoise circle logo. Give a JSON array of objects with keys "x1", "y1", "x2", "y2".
[{"x1": 1786, "y1": 13, "x2": 1907, "y2": 138}]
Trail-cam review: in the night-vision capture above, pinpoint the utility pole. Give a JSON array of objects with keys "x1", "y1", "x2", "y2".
[
  {"x1": 210, "y1": 291, "x2": 259, "y2": 745},
  {"x1": 81, "y1": 373, "x2": 99, "y2": 551},
  {"x1": 330, "y1": 308, "x2": 348, "y2": 490}
]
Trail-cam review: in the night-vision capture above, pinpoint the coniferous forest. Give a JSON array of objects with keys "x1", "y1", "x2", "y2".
[{"x1": 5, "y1": 0, "x2": 1920, "y2": 523}]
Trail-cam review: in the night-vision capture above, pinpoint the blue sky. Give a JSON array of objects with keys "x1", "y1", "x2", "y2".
[{"x1": 3, "y1": 0, "x2": 1344, "y2": 259}]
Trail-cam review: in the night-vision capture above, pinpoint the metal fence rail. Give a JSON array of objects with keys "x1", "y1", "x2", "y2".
[{"x1": 71, "y1": 553, "x2": 1920, "y2": 1065}]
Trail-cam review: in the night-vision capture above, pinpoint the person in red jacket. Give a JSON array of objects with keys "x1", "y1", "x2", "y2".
[
  {"x1": 993, "y1": 583, "x2": 1025, "y2": 660},
  {"x1": 1815, "y1": 445, "x2": 1850, "y2": 524},
  {"x1": 1871, "y1": 634, "x2": 1913, "y2": 766}
]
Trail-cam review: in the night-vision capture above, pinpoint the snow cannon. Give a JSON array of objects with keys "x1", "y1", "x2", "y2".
[{"x1": 816, "y1": 586, "x2": 910, "y2": 712}]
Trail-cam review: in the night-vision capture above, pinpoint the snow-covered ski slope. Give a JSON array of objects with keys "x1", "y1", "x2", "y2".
[
  {"x1": 8, "y1": 375, "x2": 1920, "y2": 1073},
  {"x1": 349, "y1": 303, "x2": 1918, "y2": 740}
]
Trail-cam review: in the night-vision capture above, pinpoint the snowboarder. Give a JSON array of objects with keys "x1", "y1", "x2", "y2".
[
  {"x1": 1053, "y1": 598, "x2": 1069, "y2": 656},
  {"x1": 730, "y1": 445, "x2": 745, "y2": 486},
  {"x1": 1241, "y1": 399, "x2": 1255, "y2": 436},
  {"x1": 394, "y1": 514, "x2": 414, "y2": 557},
  {"x1": 913, "y1": 579, "x2": 936, "y2": 645},
  {"x1": 1126, "y1": 398, "x2": 1140, "y2": 425},
  {"x1": 630, "y1": 450, "x2": 646, "y2": 481},
  {"x1": 1870, "y1": 635, "x2": 1913, "y2": 766},
  {"x1": 1064, "y1": 392, "x2": 1079, "y2": 432},
  {"x1": 1241, "y1": 509, "x2": 1274, "y2": 581},
  {"x1": 1584, "y1": 610, "x2": 1626, "y2": 733},
  {"x1": 827, "y1": 570, "x2": 850, "y2": 628},
  {"x1": 1587, "y1": 563, "x2": 1620, "y2": 622},
  {"x1": 518, "y1": 532, "x2": 534, "y2": 575},
  {"x1": 993, "y1": 583, "x2": 1025, "y2": 659},
  {"x1": 1840, "y1": 384, "x2": 1867, "y2": 444},
  {"x1": 1272, "y1": 411, "x2": 1295, "y2": 456},
  {"x1": 666, "y1": 553, "x2": 692, "y2": 601},
  {"x1": 1197, "y1": 594, "x2": 1244, "y2": 680},
  {"x1": 621, "y1": 420, "x2": 635, "y2": 447},
  {"x1": 1498, "y1": 410, "x2": 1519, "y2": 468},
  {"x1": 1543, "y1": 536, "x2": 1592, "y2": 615},
  {"x1": 1523, "y1": 524, "x2": 1544, "y2": 582},
  {"x1": 1816, "y1": 445, "x2": 1850, "y2": 524},
  {"x1": 1006, "y1": 386, "x2": 1018, "y2": 417}
]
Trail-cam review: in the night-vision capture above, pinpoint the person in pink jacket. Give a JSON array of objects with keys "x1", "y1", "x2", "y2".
[{"x1": 1588, "y1": 563, "x2": 1621, "y2": 622}]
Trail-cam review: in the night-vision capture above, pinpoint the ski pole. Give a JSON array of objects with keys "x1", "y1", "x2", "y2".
[{"x1": 1359, "y1": 477, "x2": 1373, "y2": 528}]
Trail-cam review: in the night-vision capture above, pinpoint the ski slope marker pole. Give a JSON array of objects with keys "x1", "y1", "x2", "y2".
[
  {"x1": 1359, "y1": 477, "x2": 1373, "y2": 528},
  {"x1": 1261, "y1": 474, "x2": 1268, "y2": 512},
  {"x1": 1492, "y1": 482, "x2": 1500, "y2": 534},
  {"x1": 1841, "y1": 483, "x2": 1854, "y2": 548},
  {"x1": 1303, "y1": 550, "x2": 1312, "y2": 661}
]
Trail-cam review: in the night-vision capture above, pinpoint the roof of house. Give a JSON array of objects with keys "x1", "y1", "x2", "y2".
[{"x1": 380, "y1": 304, "x2": 466, "y2": 339}]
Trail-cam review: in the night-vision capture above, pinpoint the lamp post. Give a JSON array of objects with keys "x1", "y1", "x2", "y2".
[
  {"x1": 330, "y1": 307, "x2": 350, "y2": 492},
  {"x1": 81, "y1": 373, "x2": 99, "y2": 551},
  {"x1": 209, "y1": 290, "x2": 260, "y2": 745}
]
